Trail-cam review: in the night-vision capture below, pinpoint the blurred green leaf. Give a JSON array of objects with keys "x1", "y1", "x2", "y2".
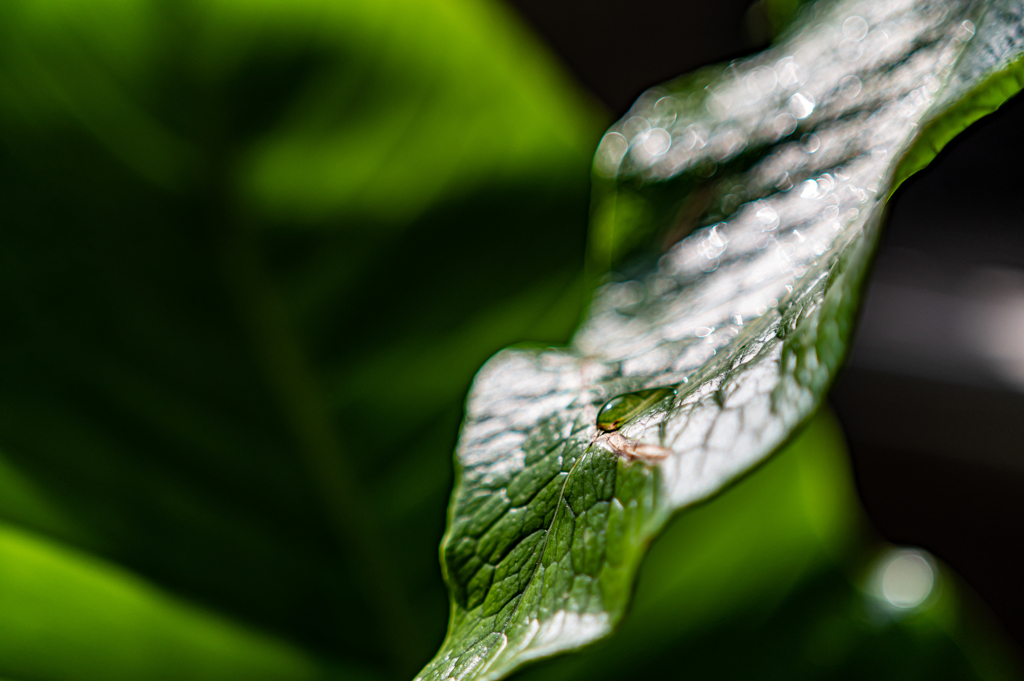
[
  {"x1": 419, "y1": 1, "x2": 1024, "y2": 680},
  {"x1": 0, "y1": 520, "x2": 351, "y2": 681},
  {"x1": 0, "y1": 0, "x2": 603, "y2": 676}
]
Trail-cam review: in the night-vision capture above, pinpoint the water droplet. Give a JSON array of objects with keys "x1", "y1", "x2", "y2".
[
  {"x1": 651, "y1": 96, "x2": 679, "y2": 126},
  {"x1": 840, "y1": 75, "x2": 863, "y2": 99},
  {"x1": 595, "y1": 132, "x2": 628, "y2": 176},
  {"x1": 842, "y1": 16, "x2": 869, "y2": 41},
  {"x1": 800, "y1": 179, "x2": 819, "y2": 198},
  {"x1": 707, "y1": 224, "x2": 728, "y2": 248},
  {"x1": 643, "y1": 128, "x2": 672, "y2": 156},
  {"x1": 775, "y1": 56, "x2": 803, "y2": 88},
  {"x1": 756, "y1": 205, "x2": 779, "y2": 230},
  {"x1": 788, "y1": 92, "x2": 815, "y2": 119},
  {"x1": 596, "y1": 388, "x2": 676, "y2": 432},
  {"x1": 773, "y1": 113, "x2": 797, "y2": 136},
  {"x1": 622, "y1": 116, "x2": 651, "y2": 141},
  {"x1": 746, "y1": 66, "x2": 778, "y2": 98},
  {"x1": 684, "y1": 124, "x2": 708, "y2": 150}
]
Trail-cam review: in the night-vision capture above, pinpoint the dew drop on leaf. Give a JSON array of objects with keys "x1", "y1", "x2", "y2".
[{"x1": 596, "y1": 388, "x2": 677, "y2": 432}]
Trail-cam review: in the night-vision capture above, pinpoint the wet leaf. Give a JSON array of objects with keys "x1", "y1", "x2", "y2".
[
  {"x1": 513, "y1": 411, "x2": 1020, "y2": 681},
  {"x1": 420, "y1": 1, "x2": 1024, "y2": 680}
]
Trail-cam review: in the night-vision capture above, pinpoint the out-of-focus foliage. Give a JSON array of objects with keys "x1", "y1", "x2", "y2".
[
  {"x1": 0, "y1": 0, "x2": 602, "y2": 677},
  {"x1": 0, "y1": 521, "x2": 336, "y2": 681}
]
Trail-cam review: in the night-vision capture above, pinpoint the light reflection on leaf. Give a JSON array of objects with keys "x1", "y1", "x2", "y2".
[{"x1": 420, "y1": 1, "x2": 1024, "y2": 680}]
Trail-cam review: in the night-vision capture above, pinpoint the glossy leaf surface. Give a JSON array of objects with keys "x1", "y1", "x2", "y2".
[{"x1": 420, "y1": 1, "x2": 1024, "y2": 680}]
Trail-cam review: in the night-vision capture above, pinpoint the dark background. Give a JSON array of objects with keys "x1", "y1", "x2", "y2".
[{"x1": 504, "y1": 0, "x2": 1024, "y2": 648}]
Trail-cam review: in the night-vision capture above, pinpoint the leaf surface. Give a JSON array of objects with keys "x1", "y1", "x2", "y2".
[
  {"x1": 514, "y1": 411, "x2": 1019, "y2": 681},
  {"x1": 420, "y1": 1, "x2": 1024, "y2": 680}
]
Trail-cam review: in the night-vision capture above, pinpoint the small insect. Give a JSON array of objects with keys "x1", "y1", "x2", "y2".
[
  {"x1": 597, "y1": 430, "x2": 674, "y2": 462},
  {"x1": 596, "y1": 387, "x2": 677, "y2": 432}
]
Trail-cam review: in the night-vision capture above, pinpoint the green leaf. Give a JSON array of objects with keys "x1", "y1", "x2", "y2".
[
  {"x1": 420, "y1": 1, "x2": 1024, "y2": 680},
  {"x1": 0, "y1": 520, "x2": 350, "y2": 681},
  {"x1": 0, "y1": 0, "x2": 602, "y2": 675},
  {"x1": 508, "y1": 409, "x2": 862, "y2": 681},
  {"x1": 893, "y1": 0, "x2": 1024, "y2": 190},
  {"x1": 516, "y1": 411, "x2": 1020, "y2": 681}
]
